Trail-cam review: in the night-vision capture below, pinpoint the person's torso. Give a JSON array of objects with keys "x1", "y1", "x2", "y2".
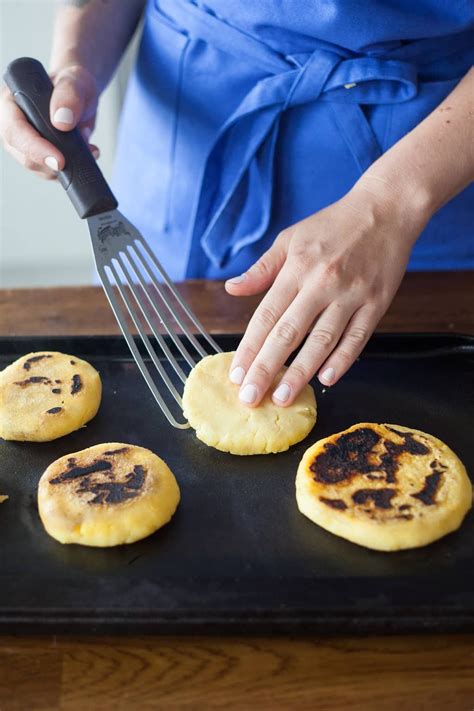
[{"x1": 111, "y1": 0, "x2": 474, "y2": 280}]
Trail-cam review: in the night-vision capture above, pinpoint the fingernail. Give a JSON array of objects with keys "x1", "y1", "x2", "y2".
[
  {"x1": 91, "y1": 147, "x2": 100, "y2": 160},
  {"x1": 53, "y1": 107, "x2": 74, "y2": 125},
  {"x1": 320, "y1": 367, "x2": 335, "y2": 385},
  {"x1": 227, "y1": 274, "x2": 246, "y2": 285},
  {"x1": 273, "y1": 382, "x2": 291, "y2": 403},
  {"x1": 239, "y1": 383, "x2": 257, "y2": 404},
  {"x1": 229, "y1": 366, "x2": 245, "y2": 385},
  {"x1": 44, "y1": 156, "x2": 59, "y2": 172}
]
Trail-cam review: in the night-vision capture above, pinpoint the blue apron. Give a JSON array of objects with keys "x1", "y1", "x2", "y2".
[{"x1": 112, "y1": 0, "x2": 474, "y2": 280}]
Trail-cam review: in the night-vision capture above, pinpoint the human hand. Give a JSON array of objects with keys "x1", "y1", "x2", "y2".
[
  {"x1": 1, "y1": 64, "x2": 99, "y2": 179},
  {"x1": 225, "y1": 181, "x2": 429, "y2": 407}
]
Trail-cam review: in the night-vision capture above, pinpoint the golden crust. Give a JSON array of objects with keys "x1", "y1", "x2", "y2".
[
  {"x1": 296, "y1": 423, "x2": 472, "y2": 551},
  {"x1": 182, "y1": 352, "x2": 317, "y2": 455},
  {"x1": 0, "y1": 351, "x2": 102, "y2": 441},
  {"x1": 38, "y1": 442, "x2": 180, "y2": 547}
]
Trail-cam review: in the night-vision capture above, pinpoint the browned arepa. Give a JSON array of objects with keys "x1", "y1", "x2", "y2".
[{"x1": 296, "y1": 423, "x2": 472, "y2": 551}]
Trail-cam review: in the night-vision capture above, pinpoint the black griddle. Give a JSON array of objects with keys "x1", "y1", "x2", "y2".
[{"x1": 0, "y1": 333, "x2": 472, "y2": 635}]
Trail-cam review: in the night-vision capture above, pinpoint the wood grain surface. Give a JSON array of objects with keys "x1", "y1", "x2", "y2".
[
  {"x1": 1, "y1": 634, "x2": 474, "y2": 711},
  {"x1": 0, "y1": 274, "x2": 473, "y2": 710},
  {"x1": 0, "y1": 272, "x2": 473, "y2": 336}
]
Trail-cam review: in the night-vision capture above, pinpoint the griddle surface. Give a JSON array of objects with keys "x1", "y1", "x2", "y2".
[{"x1": 0, "y1": 334, "x2": 472, "y2": 634}]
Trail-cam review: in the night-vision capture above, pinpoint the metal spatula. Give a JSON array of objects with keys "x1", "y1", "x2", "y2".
[{"x1": 4, "y1": 57, "x2": 221, "y2": 429}]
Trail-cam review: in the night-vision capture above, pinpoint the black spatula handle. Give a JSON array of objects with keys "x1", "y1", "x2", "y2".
[{"x1": 4, "y1": 57, "x2": 118, "y2": 218}]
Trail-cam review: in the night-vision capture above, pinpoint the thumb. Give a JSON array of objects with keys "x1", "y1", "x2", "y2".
[
  {"x1": 50, "y1": 66, "x2": 97, "y2": 132},
  {"x1": 225, "y1": 234, "x2": 288, "y2": 296}
]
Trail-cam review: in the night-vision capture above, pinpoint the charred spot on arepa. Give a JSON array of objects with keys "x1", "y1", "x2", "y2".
[
  {"x1": 46, "y1": 407, "x2": 63, "y2": 415},
  {"x1": 103, "y1": 447, "x2": 130, "y2": 456},
  {"x1": 23, "y1": 354, "x2": 53, "y2": 371},
  {"x1": 319, "y1": 496, "x2": 347, "y2": 510},
  {"x1": 14, "y1": 376, "x2": 52, "y2": 387},
  {"x1": 52, "y1": 388, "x2": 61, "y2": 394},
  {"x1": 352, "y1": 488, "x2": 397, "y2": 509},
  {"x1": 310, "y1": 427, "x2": 380, "y2": 484},
  {"x1": 384, "y1": 426, "x2": 407, "y2": 437},
  {"x1": 310, "y1": 425, "x2": 431, "y2": 486},
  {"x1": 411, "y1": 471, "x2": 443, "y2": 506},
  {"x1": 77, "y1": 465, "x2": 146, "y2": 504},
  {"x1": 430, "y1": 459, "x2": 448, "y2": 472},
  {"x1": 379, "y1": 432, "x2": 430, "y2": 483},
  {"x1": 49, "y1": 455, "x2": 146, "y2": 504},
  {"x1": 71, "y1": 374, "x2": 83, "y2": 395},
  {"x1": 50, "y1": 459, "x2": 112, "y2": 484}
]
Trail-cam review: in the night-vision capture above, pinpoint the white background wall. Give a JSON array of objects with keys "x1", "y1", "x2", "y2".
[{"x1": 0, "y1": 0, "x2": 138, "y2": 287}]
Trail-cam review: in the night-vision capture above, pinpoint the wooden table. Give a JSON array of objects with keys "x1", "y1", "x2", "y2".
[{"x1": 0, "y1": 273, "x2": 473, "y2": 711}]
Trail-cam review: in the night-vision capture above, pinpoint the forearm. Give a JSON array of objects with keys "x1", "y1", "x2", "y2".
[
  {"x1": 50, "y1": 0, "x2": 146, "y2": 90},
  {"x1": 353, "y1": 68, "x2": 474, "y2": 235}
]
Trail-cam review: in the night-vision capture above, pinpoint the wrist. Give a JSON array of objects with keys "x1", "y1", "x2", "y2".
[{"x1": 350, "y1": 162, "x2": 435, "y2": 242}]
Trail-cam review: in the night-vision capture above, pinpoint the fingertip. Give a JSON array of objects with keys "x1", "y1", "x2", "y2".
[
  {"x1": 238, "y1": 382, "x2": 258, "y2": 406},
  {"x1": 44, "y1": 156, "x2": 60, "y2": 172},
  {"x1": 225, "y1": 278, "x2": 268, "y2": 297},
  {"x1": 229, "y1": 366, "x2": 245, "y2": 385},
  {"x1": 52, "y1": 107, "x2": 75, "y2": 130},
  {"x1": 272, "y1": 382, "x2": 292, "y2": 407},
  {"x1": 318, "y1": 367, "x2": 336, "y2": 386},
  {"x1": 226, "y1": 273, "x2": 247, "y2": 285},
  {"x1": 44, "y1": 154, "x2": 66, "y2": 174},
  {"x1": 225, "y1": 273, "x2": 247, "y2": 294}
]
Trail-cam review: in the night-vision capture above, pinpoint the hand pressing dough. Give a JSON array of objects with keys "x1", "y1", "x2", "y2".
[
  {"x1": 38, "y1": 442, "x2": 180, "y2": 546},
  {"x1": 183, "y1": 352, "x2": 317, "y2": 455},
  {"x1": 0, "y1": 351, "x2": 101, "y2": 441},
  {"x1": 296, "y1": 423, "x2": 472, "y2": 551}
]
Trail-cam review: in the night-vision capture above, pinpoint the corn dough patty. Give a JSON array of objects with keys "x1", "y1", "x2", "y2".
[
  {"x1": 182, "y1": 352, "x2": 317, "y2": 455},
  {"x1": 0, "y1": 351, "x2": 102, "y2": 442},
  {"x1": 38, "y1": 443, "x2": 180, "y2": 546},
  {"x1": 296, "y1": 423, "x2": 472, "y2": 551}
]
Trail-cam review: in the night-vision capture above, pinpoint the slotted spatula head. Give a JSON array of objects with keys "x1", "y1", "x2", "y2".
[{"x1": 4, "y1": 57, "x2": 221, "y2": 428}]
